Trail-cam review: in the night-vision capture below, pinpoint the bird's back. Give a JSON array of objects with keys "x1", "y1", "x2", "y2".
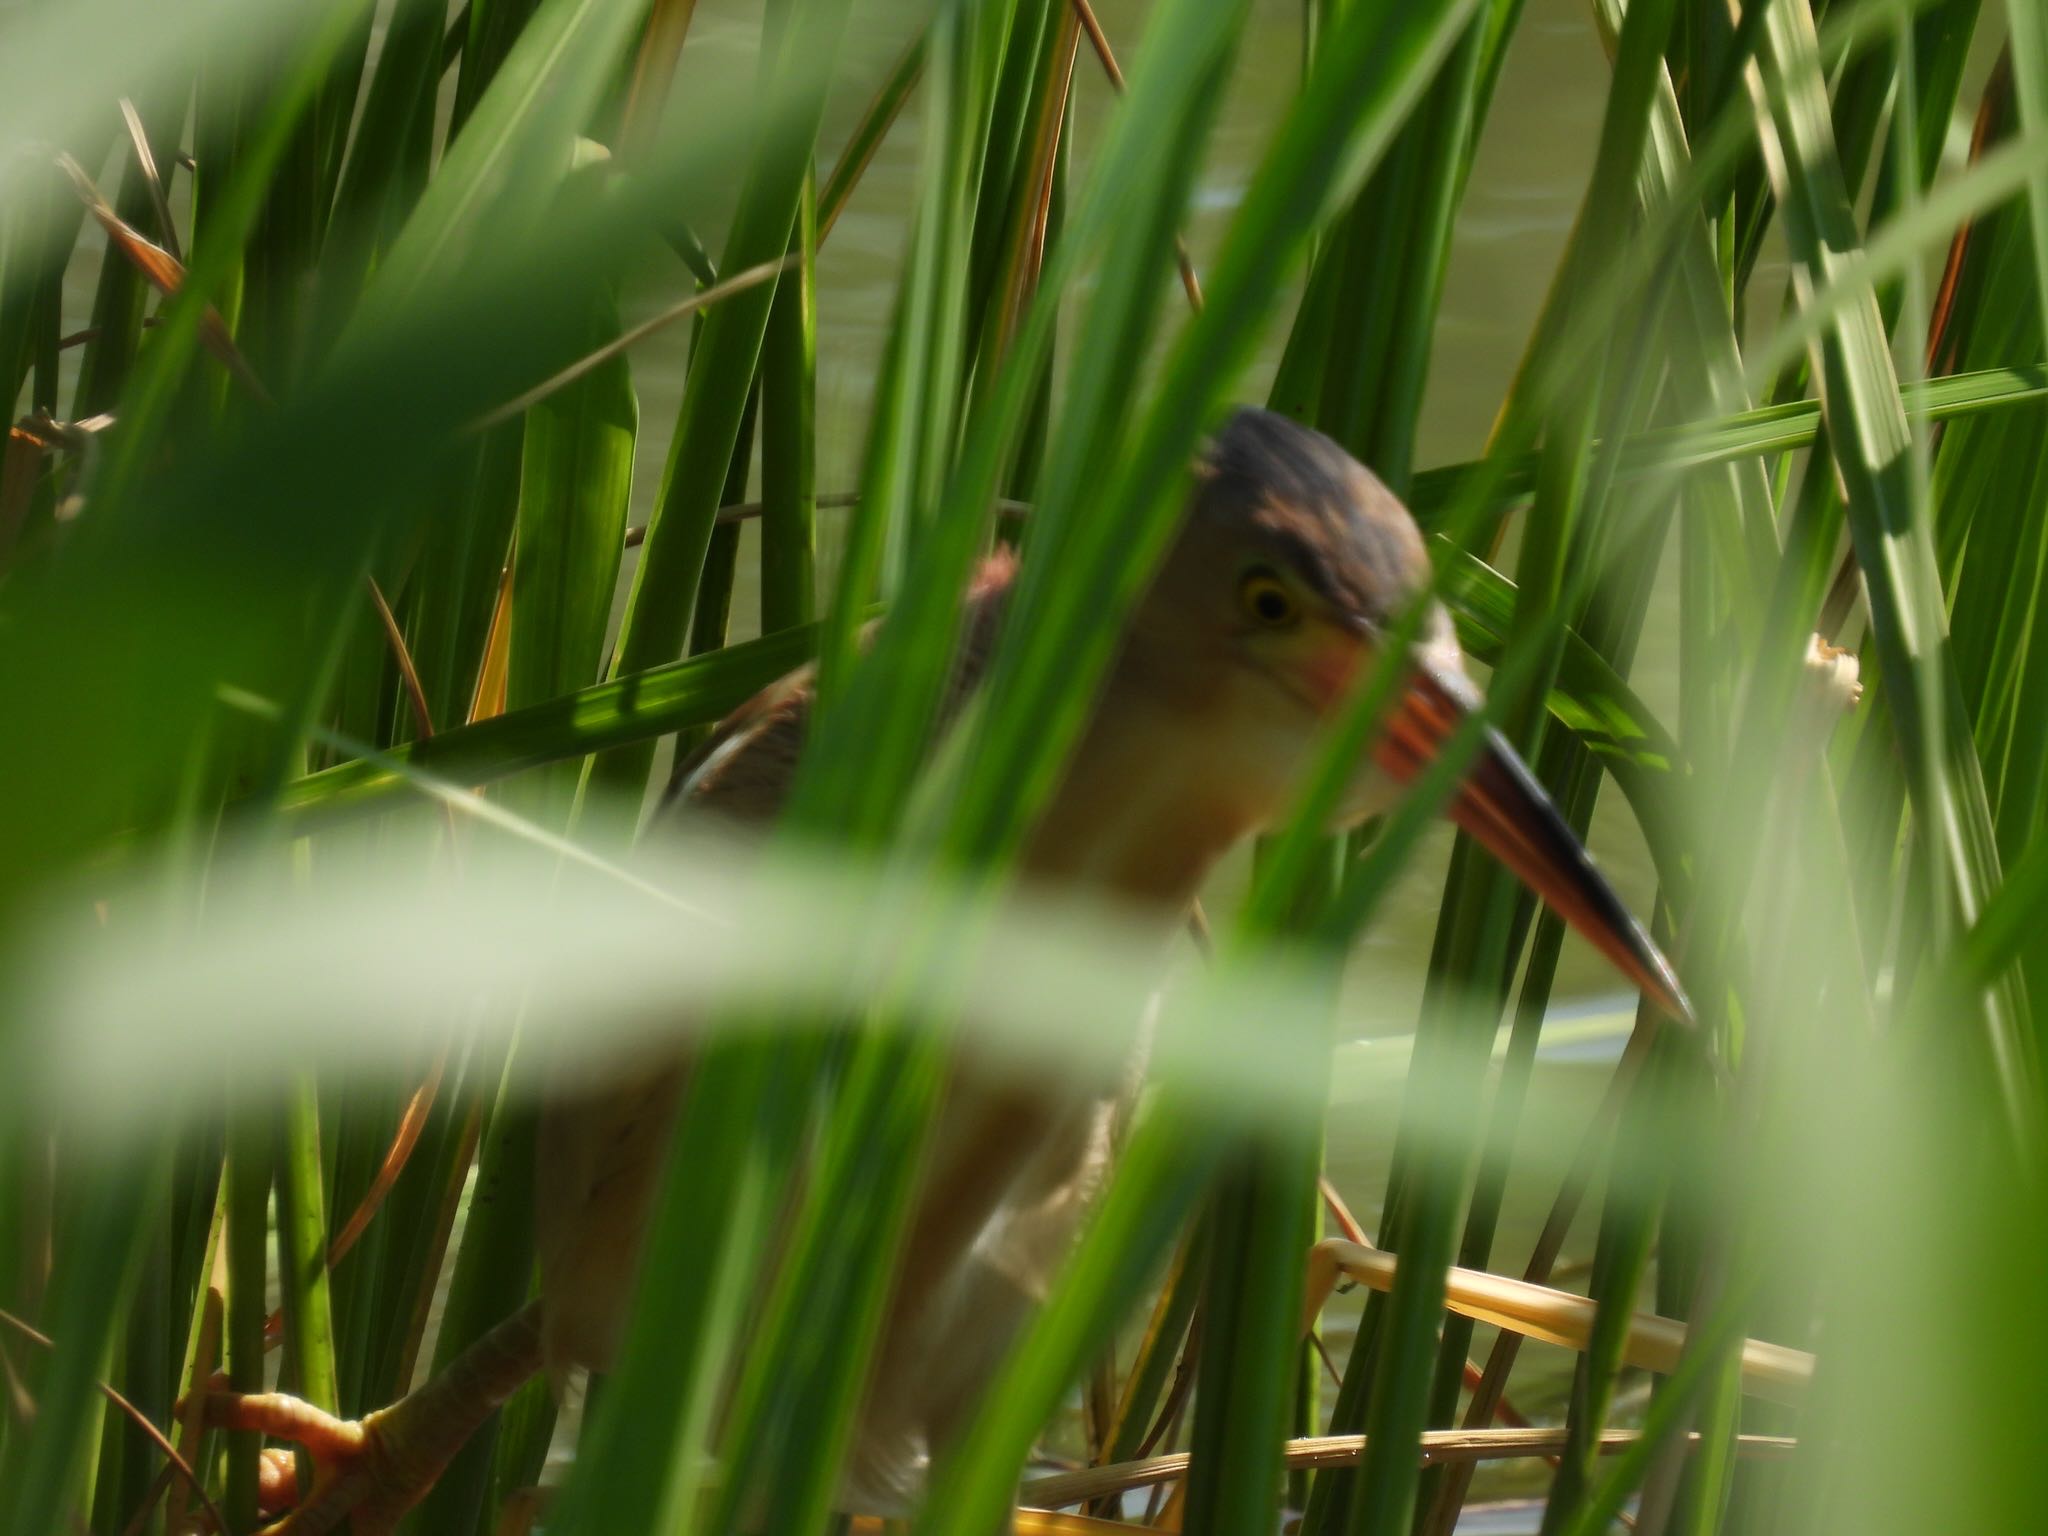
[{"x1": 662, "y1": 547, "x2": 1020, "y2": 822}]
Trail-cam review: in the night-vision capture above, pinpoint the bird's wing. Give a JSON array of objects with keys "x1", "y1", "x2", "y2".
[
  {"x1": 656, "y1": 546, "x2": 1019, "y2": 826},
  {"x1": 533, "y1": 1063, "x2": 686, "y2": 1381},
  {"x1": 535, "y1": 552, "x2": 1021, "y2": 1382},
  {"x1": 659, "y1": 661, "x2": 818, "y2": 823}
]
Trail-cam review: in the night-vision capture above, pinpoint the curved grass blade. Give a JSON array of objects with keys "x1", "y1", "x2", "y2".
[
  {"x1": 276, "y1": 1077, "x2": 340, "y2": 1424},
  {"x1": 1746, "y1": 0, "x2": 2039, "y2": 1132},
  {"x1": 591, "y1": 0, "x2": 861, "y2": 816},
  {"x1": 0, "y1": 1158, "x2": 158, "y2": 1536},
  {"x1": 272, "y1": 621, "x2": 835, "y2": 832},
  {"x1": 921, "y1": 3, "x2": 1484, "y2": 1528},
  {"x1": 820, "y1": 37, "x2": 926, "y2": 244},
  {"x1": 356, "y1": 0, "x2": 653, "y2": 329},
  {"x1": 1404, "y1": 362, "x2": 2048, "y2": 515}
]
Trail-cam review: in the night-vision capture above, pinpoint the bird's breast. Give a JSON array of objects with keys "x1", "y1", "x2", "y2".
[{"x1": 1023, "y1": 694, "x2": 1269, "y2": 910}]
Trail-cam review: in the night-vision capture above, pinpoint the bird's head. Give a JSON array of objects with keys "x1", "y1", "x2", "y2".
[{"x1": 1125, "y1": 407, "x2": 1689, "y2": 1022}]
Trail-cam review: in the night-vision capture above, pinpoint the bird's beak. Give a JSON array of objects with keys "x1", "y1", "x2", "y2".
[{"x1": 1374, "y1": 655, "x2": 1694, "y2": 1026}]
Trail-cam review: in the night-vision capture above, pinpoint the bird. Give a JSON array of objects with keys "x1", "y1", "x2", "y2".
[{"x1": 197, "y1": 406, "x2": 1687, "y2": 1533}]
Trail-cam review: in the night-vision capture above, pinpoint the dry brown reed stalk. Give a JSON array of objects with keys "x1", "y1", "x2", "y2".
[
  {"x1": 1019, "y1": 1427, "x2": 1801, "y2": 1508},
  {"x1": 1067, "y1": 0, "x2": 1205, "y2": 311},
  {"x1": 1304, "y1": 1238, "x2": 1814, "y2": 1405}
]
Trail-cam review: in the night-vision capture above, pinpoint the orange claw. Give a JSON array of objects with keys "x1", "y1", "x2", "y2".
[
  {"x1": 258, "y1": 1447, "x2": 301, "y2": 1517},
  {"x1": 184, "y1": 1387, "x2": 414, "y2": 1536},
  {"x1": 184, "y1": 1304, "x2": 548, "y2": 1536}
]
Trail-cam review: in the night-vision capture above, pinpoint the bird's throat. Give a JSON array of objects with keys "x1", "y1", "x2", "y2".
[{"x1": 1023, "y1": 694, "x2": 1260, "y2": 912}]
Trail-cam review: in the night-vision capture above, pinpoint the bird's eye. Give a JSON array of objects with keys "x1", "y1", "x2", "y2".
[{"x1": 1239, "y1": 568, "x2": 1299, "y2": 628}]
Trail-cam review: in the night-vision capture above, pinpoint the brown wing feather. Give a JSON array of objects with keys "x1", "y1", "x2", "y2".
[
  {"x1": 534, "y1": 554, "x2": 1019, "y2": 1383},
  {"x1": 661, "y1": 663, "x2": 817, "y2": 822}
]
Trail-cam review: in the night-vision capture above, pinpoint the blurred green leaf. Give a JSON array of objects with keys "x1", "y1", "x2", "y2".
[
  {"x1": 1748, "y1": 0, "x2": 2038, "y2": 1130},
  {"x1": 509, "y1": 281, "x2": 637, "y2": 819},
  {"x1": 275, "y1": 620, "x2": 828, "y2": 831}
]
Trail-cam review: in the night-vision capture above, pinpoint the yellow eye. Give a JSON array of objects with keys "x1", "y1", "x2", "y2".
[{"x1": 1239, "y1": 568, "x2": 1299, "y2": 629}]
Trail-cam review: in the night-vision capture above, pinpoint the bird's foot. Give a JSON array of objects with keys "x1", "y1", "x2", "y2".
[
  {"x1": 185, "y1": 1378, "x2": 451, "y2": 1536},
  {"x1": 494, "y1": 1485, "x2": 553, "y2": 1536}
]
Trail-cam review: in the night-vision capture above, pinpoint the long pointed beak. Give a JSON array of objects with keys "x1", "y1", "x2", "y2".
[{"x1": 1375, "y1": 657, "x2": 1694, "y2": 1027}]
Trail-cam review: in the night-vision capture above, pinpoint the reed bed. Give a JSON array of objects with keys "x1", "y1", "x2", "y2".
[{"x1": 2, "y1": 1, "x2": 2046, "y2": 1533}]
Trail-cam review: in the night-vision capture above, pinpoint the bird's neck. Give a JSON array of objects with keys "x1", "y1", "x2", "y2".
[
  {"x1": 954, "y1": 553, "x2": 1259, "y2": 913},
  {"x1": 1024, "y1": 684, "x2": 1261, "y2": 912}
]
